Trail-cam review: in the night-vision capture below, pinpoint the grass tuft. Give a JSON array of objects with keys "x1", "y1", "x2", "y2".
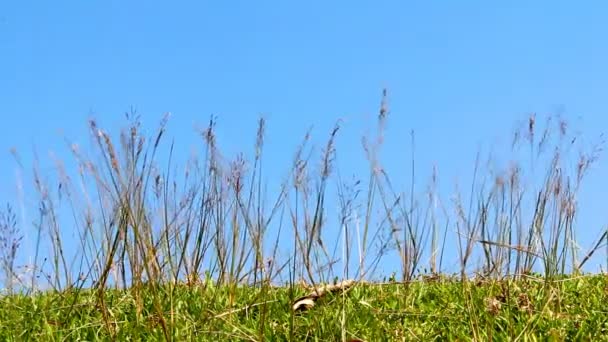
[{"x1": 1, "y1": 92, "x2": 607, "y2": 340}]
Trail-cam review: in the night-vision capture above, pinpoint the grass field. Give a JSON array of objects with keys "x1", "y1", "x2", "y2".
[
  {"x1": 1, "y1": 274, "x2": 607, "y2": 340},
  {"x1": 1, "y1": 92, "x2": 607, "y2": 340}
]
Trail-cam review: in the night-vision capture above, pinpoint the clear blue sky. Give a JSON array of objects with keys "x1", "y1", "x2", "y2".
[{"x1": 1, "y1": 1, "x2": 608, "y2": 285}]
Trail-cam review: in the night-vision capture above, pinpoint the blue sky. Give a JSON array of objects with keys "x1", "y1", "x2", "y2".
[{"x1": 1, "y1": 1, "x2": 608, "y2": 285}]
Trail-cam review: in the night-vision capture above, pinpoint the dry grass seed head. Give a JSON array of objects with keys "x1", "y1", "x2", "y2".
[
  {"x1": 154, "y1": 112, "x2": 170, "y2": 149},
  {"x1": 528, "y1": 113, "x2": 536, "y2": 142},
  {"x1": 559, "y1": 119, "x2": 567, "y2": 138},
  {"x1": 517, "y1": 292, "x2": 533, "y2": 314},
  {"x1": 539, "y1": 116, "x2": 552, "y2": 150},
  {"x1": 255, "y1": 117, "x2": 265, "y2": 159},
  {"x1": 229, "y1": 153, "x2": 247, "y2": 195},
  {"x1": 321, "y1": 122, "x2": 340, "y2": 180},
  {"x1": 377, "y1": 88, "x2": 389, "y2": 145},
  {"x1": 100, "y1": 131, "x2": 120, "y2": 175},
  {"x1": 486, "y1": 296, "x2": 502, "y2": 316},
  {"x1": 508, "y1": 163, "x2": 520, "y2": 189}
]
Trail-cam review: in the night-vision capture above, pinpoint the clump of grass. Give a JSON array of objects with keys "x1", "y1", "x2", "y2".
[{"x1": 1, "y1": 91, "x2": 607, "y2": 340}]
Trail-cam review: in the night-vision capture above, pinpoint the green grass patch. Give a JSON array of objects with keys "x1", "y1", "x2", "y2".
[{"x1": 1, "y1": 275, "x2": 607, "y2": 341}]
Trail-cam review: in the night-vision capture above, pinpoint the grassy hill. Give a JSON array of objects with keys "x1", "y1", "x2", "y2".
[
  {"x1": 1, "y1": 98, "x2": 607, "y2": 340},
  {"x1": 1, "y1": 274, "x2": 607, "y2": 340}
]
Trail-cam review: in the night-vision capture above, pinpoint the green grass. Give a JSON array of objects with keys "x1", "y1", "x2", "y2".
[
  {"x1": 1, "y1": 274, "x2": 607, "y2": 340},
  {"x1": 1, "y1": 91, "x2": 608, "y2": 340}
]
